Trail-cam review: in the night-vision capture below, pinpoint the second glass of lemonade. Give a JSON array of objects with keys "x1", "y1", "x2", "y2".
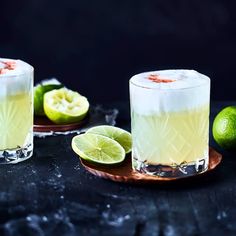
[
  {"x1": 130, "y1": 70, "x2": 210, "y2": 178},
  {"x1": 0, "y1": 58, "x2": 34, "y2": 164}
]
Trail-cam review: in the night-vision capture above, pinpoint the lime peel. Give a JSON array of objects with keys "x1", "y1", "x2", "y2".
[{"x1": 34, "y1": 79, "x2": 63, "y2": 116}]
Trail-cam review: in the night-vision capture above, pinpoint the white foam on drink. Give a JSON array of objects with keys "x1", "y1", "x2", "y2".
[
  {"x1": 0, "y1": 58, "x2": 32, "y2": 76},
  {"x1": 130, "y1": 70, "x2": 210, "y2": 114},
  {"x1": 0, "y1": 58, "x2": 33, "y2": 98}
]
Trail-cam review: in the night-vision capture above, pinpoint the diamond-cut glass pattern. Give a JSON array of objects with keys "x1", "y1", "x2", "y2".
[{"x1": 131, "y1": 105, "x2": 209, "y2": 166}]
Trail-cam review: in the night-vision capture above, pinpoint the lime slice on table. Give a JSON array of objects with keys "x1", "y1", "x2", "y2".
[
  {"x1": 44, "y1": 88, "x2": 89, "y2": 124},
  {"x1": 34, "y1": 79, "x2": 63, "y2": 116},
  {"x1": 72, "y1": 133, "x2": 125, "y2": 164},
  {"x1": 87, "y1": 125, "x2": 132, "y2": 153}
]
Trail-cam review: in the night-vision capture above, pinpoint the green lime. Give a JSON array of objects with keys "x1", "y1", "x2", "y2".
[
  {"x1": 44, "y1": 88, "x2": 89, "y2": 124},
  {"x1": 87, "y1": 125, "x2": 132, "y2": 153},
  {"x1": 34, "y1": 79, "x2": 63, "y2": 116},
  {"x1": 212, "y1": 106, "x2": 236, "y2": 150},
  {"x1": 71, "y1": 133, "x2": 125, "y2": 164}
]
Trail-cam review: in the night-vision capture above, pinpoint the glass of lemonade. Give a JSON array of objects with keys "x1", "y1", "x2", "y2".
[
  {"x1": 0, "y1": 58, "x2": 34, "y2": 164},
  {"x1": 130, "y1": 70, "x2": 210, "y2": 178}
]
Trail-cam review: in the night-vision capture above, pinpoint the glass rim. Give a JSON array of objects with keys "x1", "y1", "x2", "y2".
[
  {"x1": 129, "y1": 70, "x2": 210, "y2": 91},
  {"x1": 0, "y1": 59, "x2": 34, "y2": 78},
  {"x1": 0, "y1": 67, "x2": 34, "y2": 78}
]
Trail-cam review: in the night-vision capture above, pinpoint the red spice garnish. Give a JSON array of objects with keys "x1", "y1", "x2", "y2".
[
  {"x1": 4, "y1": 61, "x2": 16, "y2": 70},
  {"x1": 0, "y1": 60, "x2": 17, "y2": 74},
  {"x1": 148, "y1": 74, "x2": 175, "y2": 83},
  {"x1": 0, "y1": 68, "x2": 8, "y2": 74}
]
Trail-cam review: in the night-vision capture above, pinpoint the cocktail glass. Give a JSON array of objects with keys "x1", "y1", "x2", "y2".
[
  {"x1": 0, "y1": 58, "x2": 34, "y2": 164},
  {"x1": 130, "y1": 70, "x2": 210, "y2": 177}
]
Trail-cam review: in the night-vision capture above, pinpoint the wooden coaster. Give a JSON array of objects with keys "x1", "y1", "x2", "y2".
[
  {"x1": 80, "y1": 147, "x2": 222, "y2": 183},
  {"x1": 33, "y1": 115, "x2": 88, "y2": 132}
]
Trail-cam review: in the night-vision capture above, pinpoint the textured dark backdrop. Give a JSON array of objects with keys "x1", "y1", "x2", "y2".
[{"x1": 1, "y1": 0, "x2": 235, "y2": 103}]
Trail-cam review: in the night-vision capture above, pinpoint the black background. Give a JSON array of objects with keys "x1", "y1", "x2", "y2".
[{"x1": 1, "y1": 0, "x2": 235, "y2": 104}]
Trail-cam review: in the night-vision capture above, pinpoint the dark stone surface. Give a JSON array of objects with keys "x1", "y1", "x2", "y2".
[{"x1": 0, "y1": 101, "x2": 236, "y2": 236}]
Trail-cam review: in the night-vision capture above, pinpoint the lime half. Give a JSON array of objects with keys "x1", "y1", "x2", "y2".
[
  {"x1": 72, "y1": 133, "x2": 125, "y2": 164},
  {"x1": 44, "y1": 88, "x2": 89, "y2": 124},
  {"x1": 34, "y1": 79, "x2": 63, "y2": 116},
  {"x1": 87, "y1": 125, "x2": 132, "y2": 153}
]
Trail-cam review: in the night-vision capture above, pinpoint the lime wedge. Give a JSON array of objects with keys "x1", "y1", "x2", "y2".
[
  {"x1": 34, "y1": 79, "x2": 63, "y2": 116},
  {"x1": 87, "y1": 125, "x2": 132, "y2": 153},
  {"x1": 44, "y1": 88, "x2": 89, "y2": 124},
  {"x1": 72, "y1": 133, "x2": 125, "y2": 164}
]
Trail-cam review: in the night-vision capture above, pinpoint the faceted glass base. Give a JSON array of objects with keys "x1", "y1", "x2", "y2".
[
  {"x1": 132, "y1": 157, "x2": 208, "y2": 178},
  {"x1": 0, "y1": 144, "x2": 33, "y2": 164}
]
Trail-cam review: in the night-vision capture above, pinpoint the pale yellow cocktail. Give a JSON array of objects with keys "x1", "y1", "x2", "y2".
[
  {"x1": 0, "y1": 93, "x2": 32, "y2": 149},
  {"x1": 130, "y1": 70, "x2": 210, "y2": 177},
  {"x1": 0, "y1": 58, "x2": 33, "y2": 163}
]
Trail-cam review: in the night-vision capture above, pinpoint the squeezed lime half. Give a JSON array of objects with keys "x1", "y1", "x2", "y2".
[
  {"x1": 44, "y1": 88, "x2": 89, "y2": 124},
  {"x1": 34, "y1": 79, "x2": 63, "y2": 116}
]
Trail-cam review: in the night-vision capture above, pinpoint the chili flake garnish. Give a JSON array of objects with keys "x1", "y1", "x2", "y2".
[
  {"x1": 148, "y1": 74, "x2": 175, "y2": 83},
  {"x1": 0, "y1": 60, "x2": 17, "y2": 75}
]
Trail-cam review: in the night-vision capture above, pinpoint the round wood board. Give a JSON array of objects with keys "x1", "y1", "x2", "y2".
[
  {"x1": 33, "y1": 115, "x2": 88, "y2": 132},
  {"x1": 80, "y1": 147, "x2": 222, "y2": 183}
]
